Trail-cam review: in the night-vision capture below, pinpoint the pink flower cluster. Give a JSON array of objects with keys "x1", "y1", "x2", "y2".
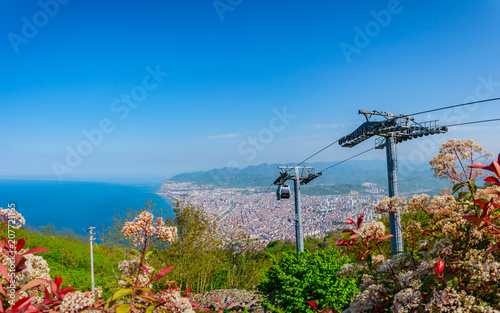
[
  {"x1": 158, "y1": 288, "x2": 195, "y2": 313},
  {"x1": 121, "y1": 211, "x2": 177, "y2": 245},
  {"x1": 58, "y1": 290, "x2": 95, "y2": 312}
]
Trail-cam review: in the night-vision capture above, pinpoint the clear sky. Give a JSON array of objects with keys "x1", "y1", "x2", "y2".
[{"x1": 1, "y1": 0, "x2": 499, "y2": 182}]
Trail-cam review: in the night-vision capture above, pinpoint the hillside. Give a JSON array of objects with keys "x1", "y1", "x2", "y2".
[
  {"x1": 10, "y1": 225, "x2": 121, "y2": 295},
  {"x1": 169, "y1": 160, "x2": 448, "y2": 193}
]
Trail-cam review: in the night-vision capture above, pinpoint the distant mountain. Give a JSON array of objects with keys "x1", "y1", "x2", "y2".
[{"x1": 169, "y1": 160, "x2": 448, "y2": 193}]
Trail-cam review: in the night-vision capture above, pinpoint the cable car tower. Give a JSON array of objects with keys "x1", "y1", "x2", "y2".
[
  {"x1": 273, "y1": 166, "x2": 321, "y2": 254},
  {"x1": 339, "y1": 110, "x2": 447, "y2": 255}
]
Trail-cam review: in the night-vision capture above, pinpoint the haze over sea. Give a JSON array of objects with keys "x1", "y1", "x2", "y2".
[{"x1": 0, "y1": 179, "x2": 173, "y2": 236}]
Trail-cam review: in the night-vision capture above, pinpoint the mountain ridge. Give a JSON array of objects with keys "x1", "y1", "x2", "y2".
[{"x1": 168, "y1": 160, "x2": 448, "y2": 193}]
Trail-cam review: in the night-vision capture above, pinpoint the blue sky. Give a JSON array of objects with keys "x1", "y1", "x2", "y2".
[{"x1": 1, "y1": 0, "x2": 499, "y2": 182}]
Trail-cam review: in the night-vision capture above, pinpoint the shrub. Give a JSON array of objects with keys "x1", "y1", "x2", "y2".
[
  {"x1": 258, "y1": 246, "x2": 358, "y2": 313},
  {"x1": 336, "y1": 139, "x2": 500, "y2": 312}
]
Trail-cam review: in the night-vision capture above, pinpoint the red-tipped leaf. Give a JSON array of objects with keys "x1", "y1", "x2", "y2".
[
  {"x1": 22, "y1": 247, "x2": 50, "y2": 256},
  {"x1": 469, "y1": 162, "x2": 489, "y2": 169},
  {"x1": 19, "y1": 279, "x2": 48, "y2": 293},
  {"x1": 345, "y1": 218, "x2": 355, "y2": 226},
  {"x1": 485, "y1": 242, "x2": 500, "y2": 258},
  {"x1": 54, "y1": 277, "x2": 62, "y2": 289},
  {"x1": 0, "y1": 263, "x2": 9, "y2": 283},
  {"x1": 152, "y1": 266, "x2": 175, "y2": 282},
  {"x1": 16, "y1": 239, "x2": 25, "y2": 252},
  {"x1": 10, "y1": 297, "x2": 33, "y2": 312},
  {"x1": 435, "y1": 259, "x2": 444, "y2": 275},
  {"x1": 463, "y1": 215, "x2": 482, "y2": 223},
  {"x1": 356, "y1": 214, "x2": 365, "y2": 228},
  {"x1": 378, "y1": 235, "x2": 393, "y2": 241}
]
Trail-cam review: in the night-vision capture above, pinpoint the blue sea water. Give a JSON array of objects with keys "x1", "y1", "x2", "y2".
[{"x1": 0, "y1": 180, "x2": 173, "y2": 236}]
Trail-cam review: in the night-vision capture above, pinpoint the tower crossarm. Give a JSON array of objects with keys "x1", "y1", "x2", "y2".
[{"x1": 339, "y1": 117, "x2": 411, "y2": 147}]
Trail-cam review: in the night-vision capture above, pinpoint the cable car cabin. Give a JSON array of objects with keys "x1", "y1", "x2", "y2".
[{"x1": 276, "y1": 185, "x2": 291, "y2": 200}]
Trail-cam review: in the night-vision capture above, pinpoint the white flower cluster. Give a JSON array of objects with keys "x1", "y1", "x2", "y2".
[
  {"x1": 357, "y1": 221, "x2": 386, "y2": 239},
  {"x1": 463, "y1": 249, "x2": 500, "y2": 286},
  {"x1": 391, "y1": 288, "x2": 422, "y2": 313},
  {"x1": 118, "y1": 258, "x2": 154, "y2": 288},
  {"x1": 157, "y1": 289, "x2": 195, "y2": 313},
  {"x1": 0, "y1": 208, "x2": 25, "y2": 228},
  {"x1": 343, "y1": 284, "x2": 386, "y2": 313},
  {"x1": 430, "y1": 138, "x2": 491, "y2": 183},
  {"x1": 59, "y1": 291, "x2": 95, "y2": 313},
  {"x1": 0, "y1": 248, "x2": 51, "y2": 292},
  {"x1": 94, "y1": 286, "x2": 103, "y2": 299},
  {"x1": 373, "y1": 197, "x2": 407, "y2": 214},
  {"x1": 122, "y1": 211, "x2": 177, "y2": 245}
]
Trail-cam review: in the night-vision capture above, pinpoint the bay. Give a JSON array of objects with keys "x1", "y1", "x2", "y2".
[{"x1": 0, "y1": 179, "x2": 173, "y2": 236}]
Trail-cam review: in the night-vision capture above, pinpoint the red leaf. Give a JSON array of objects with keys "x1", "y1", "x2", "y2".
[
  {"x1": 349, "y1": 234, "x2": 357, "y2": 240},
  {"x1": 44, "y1": 287, "x2": 50, "y2": 300},
  {"x1": 152, "y1": 266, "x2": 175, "y2": 282},
  {"x1": 54, "y1": 277, "x2": 62, "y2": 289},
  {"x1": 22, "y1": 247, "x2": 50, "y2": 256},
  {"x1": 141, "y1": 264, "x2": 150, "y2": 276},
  {"x1": 485, "y1": 242, "x2": 500, "y2": 258},
  {"x1": 435, "y1": 259, "x2": 444, "y2": 275},
  {"x1": 10, "y1": 297, "x2": 33, "y2": 312},
  {"x1": 0, "y1": 263, "x2": 10, "y2": 283},
  {"x1": 308, "y1": 301, "x2": 317, "y2": 308},
  {"x1": 345, "y1": 218, "x2": 355, "y2": 226},
  {"x1": 492, "y1": 160, "x2": 500, "y2": 177},
  {"x1": 463, "y1": 215, "x2": 482, "y2": 223},
  {"x1": 469, "y1": 162, "x2": 489, "y2": 169},
  {"x1": 379, "y1": 235, "x2": 393, "y2": 241},
  {"x1": 341, "y1": 229, "x2": 354, "y2": 233},
  {"x1": 214, "y1": 297, "x2": 223, "y2": 306},
  {"x1": 484, "y1": 177, "x2": 500, "y2": 185},
  {"x1": 185, "y1": 288, "x2": 192, "y2": 293},
  {"x1": 335, "y1": 240, "x2": 350, "y2": 246},
  {"x1": 16, "y1": 239, "x2": 25, "y2": 253},
  {"x1": 19, "y1": 279, "x2": 48, "y2": 293},
  {"x1": 356, "y1": 214, "x2": 365, "y2": 228}
]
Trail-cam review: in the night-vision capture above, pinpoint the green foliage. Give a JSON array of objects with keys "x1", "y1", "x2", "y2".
[
  {"x1": 153, "y1": 201, "x2": 270, "y2": 292},
  {"x1": 258, "y1": 247, "x2": 358, "y2": 313},
  {"x1": 9, "y1": 224, "x2": 121, "y2": 296}
]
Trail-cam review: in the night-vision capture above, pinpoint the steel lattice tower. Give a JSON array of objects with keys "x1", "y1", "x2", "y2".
[{"x1": 339, "y1": 110, "x2": 447, "y2": 256}]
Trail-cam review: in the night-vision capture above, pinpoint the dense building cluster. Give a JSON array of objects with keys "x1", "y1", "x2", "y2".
[{"x1": 157, "y1": 181, "x2": 433, "y2": 242}]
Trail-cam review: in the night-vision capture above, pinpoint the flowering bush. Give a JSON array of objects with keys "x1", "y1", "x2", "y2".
[
  {"x1": 336, "y1": 139, "x2": 500, "y2": 312},
  {"x1": 0, "y1": 202, "x2": 216, "y2": 313}
]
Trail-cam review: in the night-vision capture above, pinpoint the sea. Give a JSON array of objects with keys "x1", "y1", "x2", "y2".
[{"x1": 0, "y1": 179, "x2": 173, "y2": 236}]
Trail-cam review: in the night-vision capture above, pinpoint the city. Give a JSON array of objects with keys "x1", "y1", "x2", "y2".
[{"x1": 157, "y1": 181, "x2": 435, "y2": 242}]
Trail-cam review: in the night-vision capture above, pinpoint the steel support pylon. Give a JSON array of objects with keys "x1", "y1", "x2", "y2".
[
  {"x1": 293, "y1": 166, "x2": 304, "y2": 253},
  {"x1": 385, "y1": 136, "x2": 404, "y2": 255}
]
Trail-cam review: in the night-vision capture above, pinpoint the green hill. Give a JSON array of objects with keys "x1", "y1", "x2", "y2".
[{"x1": 9, "y1": 224, "x2": 122, "y2": 295}]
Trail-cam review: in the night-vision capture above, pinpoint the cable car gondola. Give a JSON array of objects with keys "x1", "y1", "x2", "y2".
[{"x1": 276, "y1": 185, "x2": 291, "y2": 200}]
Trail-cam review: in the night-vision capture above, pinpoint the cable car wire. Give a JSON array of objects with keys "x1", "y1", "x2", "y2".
[
  {"x1": 409, "y1": 97, "x2": 500, "y2": 116},
  {"x1": 447, "y1": 117, "x2": 500, "y2": 127},
  {"x1": 318, "y1": 147, "x2": 376, "y2": 174},
  {"x1": 295, "y1": 140, "x2": 339, "y2": 167}
]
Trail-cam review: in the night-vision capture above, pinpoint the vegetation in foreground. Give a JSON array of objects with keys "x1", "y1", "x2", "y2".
[{"x1": 0, "y1": 138, "x2": 498, "y2": 312}]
